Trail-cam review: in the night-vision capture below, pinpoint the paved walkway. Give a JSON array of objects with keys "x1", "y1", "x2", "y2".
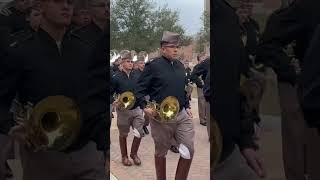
[
  {"x1": 4, "y1": 102, "x2": 287, "y2": 180},
  {"x1": 110, "y1": 98, "x2": 210, "y2": 180}
]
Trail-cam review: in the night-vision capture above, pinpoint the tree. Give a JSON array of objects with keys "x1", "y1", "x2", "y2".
[
  {"x1": 195, "y1": 10, "x2": 210, "y2": 53},
  {"x1": 111, "y1": 0, "x2": 154, "y2": 51},
  {"x1": 110, "y1": 0, "x2": 191, "y2": 52}
]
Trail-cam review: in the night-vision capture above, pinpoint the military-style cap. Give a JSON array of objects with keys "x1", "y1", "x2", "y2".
[
  {"x1": 120, "y1": 50, "x2": 132, "y2": 60},
  {"x1": 136, "y1": 55, "x2": 145, "y2": 62},
  {"x1": 161, "y1": 31, "x2": 180, "y2": 46}
]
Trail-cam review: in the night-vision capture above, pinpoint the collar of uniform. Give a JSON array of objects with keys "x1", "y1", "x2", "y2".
[
  {"x1": 161, "y1": 55, "x2": 176, "y2": 65},
  {"x1": 37, "y1": 28, "x2": 68, "y2": 50},
  {"x1": 120, "y1": 69, "x2": 133, "y2": 76}
]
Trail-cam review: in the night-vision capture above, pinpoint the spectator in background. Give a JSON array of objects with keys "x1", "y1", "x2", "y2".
[
  {"x1": 71, "y1": 0, "x2": 91, "y2": 29},
  {"x1": 0, "y1": 0, "x2": 31, "y2": 33}
]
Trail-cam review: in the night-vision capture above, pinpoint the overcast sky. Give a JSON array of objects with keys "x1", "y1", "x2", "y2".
[{"x1": 154, "y1": 0, "x2": 204, "y2": 36}]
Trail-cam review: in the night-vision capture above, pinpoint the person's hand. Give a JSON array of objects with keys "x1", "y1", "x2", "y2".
[
  {"x1": 241, "y1": 148, "x2": 266, "y2": 178},
  {"x1": 186, "y1": 108, "x2": 193, "y2": 118},
  {"x1": 144, "y1": 107, "x2": 157, "y2": 120},
  {"x1": 112, "y1": 99, "x2": 120, "y2": 108}
]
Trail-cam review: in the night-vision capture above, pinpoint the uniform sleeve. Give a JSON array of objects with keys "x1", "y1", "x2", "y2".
[
  {"x1": 190, "y1": 63, "x2": 207, "y2": 88},
  {"x1": 190, "y1": 66, "x2": 204, "y2": 88},
  {"x1": 203, "y1": 71, "x2": 210, "y2": 102},
  {"x1": 256, "y1": 3, "x2": 305, "y2": 85},
  {"x1": 0, "y1": 48, "x2": 21, "y2": 134},
  {"x1": 184, "y1": 75, "x2": 191, "y2": 109},
  {"x1": 134, "y1": 63, "x2": 153, "y2": 109}
]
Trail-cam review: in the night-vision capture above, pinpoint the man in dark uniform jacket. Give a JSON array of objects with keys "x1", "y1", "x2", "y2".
[
  {"x1": 0, "y1": 4, "x2": 41, "y2": 179},
  {"x1": 255, "y1": 0, "x2": 320, "y2": 179},
  {"x1": 0, "y1": 25, "x2": 13, "y2": 180},
  {"x1": 190, "y1": 57, "x2": 209, "y2": 127},
  {"x1": 237, "y1": 1, "x2": 260, "y2": 57},
  {"x1": 0, "y1": 0, "x2": 107, "y2": 179},
  {"x1": 73, "y1": 0, "x2": 108, "y2": 46},
  {"x1": 70, "y1": 0, "x2": 91, "y2": 29},
  {"x1": 133, "y1": 55, "x2": 145, "y2": 77},
  {"x1": 111, "y1": 50, "x2": 145, "y2": 166},
  {"x1": 8, "y1": 4, "x2": 41, "y2": 45},
  {"x1": 73, "y1": 0, "x2": 109, "y2": 154},
  {"x1": 0, "y1": 0, "x2": 30, "y2": 33},
  {"x1": 212, "y1": 0, "x2": 265, "y2": 179},
  {"x1": 135, "y1": 31, "x2": 193, "y2": 180}
]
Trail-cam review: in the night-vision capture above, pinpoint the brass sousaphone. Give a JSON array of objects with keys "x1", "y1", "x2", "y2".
[
  {"x1": 146, "y1": 96, "x2": 180, "y2": 123},
  {"x1": 114, "y1": 91, "x2": 136, "y2": 110},
  {"x1": 25, "y1": 96, "x2": 81, "y2": 151}
]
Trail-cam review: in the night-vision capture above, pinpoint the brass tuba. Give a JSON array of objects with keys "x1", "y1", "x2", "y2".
[
  {"x1": 146, "y1": 96, "x2": 180, "y2": 123},
  {"x1": 114, "y1": 91, "x2": 136, "y2": 110},
  {"x1": 23, "y1": 96, "x2": 81, "y2": 151}
]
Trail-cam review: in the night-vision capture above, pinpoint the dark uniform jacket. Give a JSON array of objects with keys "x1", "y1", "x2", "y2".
[
  {"x1": 134, "y1": 56, "x2": 191, "y2": 110},
  {"x1": 0, "y1": 27, "x2": 10, "y2": 54},
  {"x1": 0, "y1": 28, "x2": 107, "y2": 152},
  {"x1": 203, "y1": 69, "x2": 210, "y2": 102},
  {"x1": 0, "y1": 7, "x2": 27, "y2": 33},
  {"x1": 241, "y1": 17, "x2": 260, "y2": 56},
  {"x1": 73, "y1": 21, "x2": 109, "y2": 151},
  {"x1": 133, "y1": 68, "x2": 143, "y2": 78},
  {"x1": 190, "y1": 58, "x2": 210, "y2": 88},
  {"x1": 111, "y1": 70, "x2": 140, "y2": 98},
  {"x1": 73, "y1": 22, "x2": 105, "y2": 46},
  {"x1": 213, "y1": 0, "x2": 256, "y2": 163}
]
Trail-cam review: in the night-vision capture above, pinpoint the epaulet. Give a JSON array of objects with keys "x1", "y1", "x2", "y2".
[{"x1": 9, "y1": 33, "x2": 34, "y2": 48}]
